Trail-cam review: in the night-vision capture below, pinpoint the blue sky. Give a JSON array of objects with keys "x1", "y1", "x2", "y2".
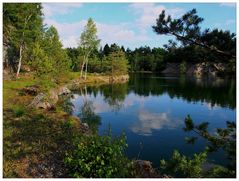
[{"x1": 42, "y1": 3, "x2": 236, "y2": 49}]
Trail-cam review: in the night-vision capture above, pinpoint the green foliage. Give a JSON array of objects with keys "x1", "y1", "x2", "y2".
[
  {"x1": 79, "y1": 18, "x2": 100, "y2": 51},
  {"x1": 179, "y1": 61, "x2": 187, "y2": 74},
  {"x1": 153, "y1": 8, "x2": 236, "y2": 62},
  {"x1": 160, "y1": 115, "x2": 236, "y2": 178},
  {"x1": 107, "y1": 50, "x2": 129, "y2": 75},
  {"x1": 3, "y1": 3, "x2": 71, "y2": 79},
  {"x1": 3, "y1": 3, "x2": 43, "y2": 73},
  {"x1": 64, "y1": 131, "x2": 133, "y2": 178},
  {"x1": 79, "y1": 100, "x2": 101, "y2": 133},
  {"x1": 78, "y1": 18, "x2": 100, "y2": 78},
  {"x1": 31, "y1": 42, "x2": 54, "y2": 76},
  {"x1": 204, "y1": 165, "x2": 234, "y2": 178},
  {"x1": 183, "y1": 115, "x2": 194, "y2": 131},
  {"x1": 12, "y1": 106, "x2": 26, "y2": 117},
  {"x1": 184, "y1": 116, "x2": 236, "y2": 177},
  {"x1": 29, "y1": 26, "x2": 71, "y2": 83},
  {"x1": 125, "y1": 46, "x2": 166, "y2": 72},
  {"x1": 160, "y1": 150, "x2": 208, "y2": 178},
  {"x1": 43, "y1": 26, "x2": 71, "y2": 78},
  {"x1": 66, "y1": 47, "x2": 83, "y2": 71}
]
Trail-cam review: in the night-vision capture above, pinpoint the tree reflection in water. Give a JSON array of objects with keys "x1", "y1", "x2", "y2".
[{"x1": 78, "y1": 86, "x2": 101, "y2": 133}]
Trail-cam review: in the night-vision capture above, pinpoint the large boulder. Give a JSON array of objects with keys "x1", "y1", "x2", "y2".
[
  {"x1": 57, "y1": 86, "x2": 71, "y2": 95},
  {"x1": 21, "y1": 86, "x2": 39, "y2": 96},
  {"x1": 49, "y1": 90, "x2": 59, "y2": 104},
  {"x1": 133, "y1": 160, "x2": 157, "y2": 178},
  {"x1": 48, "y1": 86, "x2": 71, "y2": 104},
  {"x1": 81, "y1": 122, "x2": 90, "y2": 133},
  {"x1": 29, "y1": 93, "x2": 52, "y2": 109}
]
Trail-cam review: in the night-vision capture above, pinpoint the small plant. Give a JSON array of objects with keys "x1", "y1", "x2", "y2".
[
  {"x1": 64, "y1": 130, "x2": 133, "y2": 178},
  {"x1": 159, "y1": 115, "x2": 236, "y2": 178},
  {"x1": 160, "y1": 149, "x2": 208, "y2": 178},
  {"x1": 13, "y1": 106, "x2": 26, "y2": 117},
  {"x1": 179, "y1": 61, "x2": 187, "y2": 74}
]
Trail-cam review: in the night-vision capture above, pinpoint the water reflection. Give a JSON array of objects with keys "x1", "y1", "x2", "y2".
[
  {"x1": 78, "y1": 100, "x2": 101, "y2": 132},
  {"x1": 130, "y1": 110, "x2": 182, "y2": 136},
  {"x1": 74, "y1": 86, "x2": 101, "y2": 132},
  {"x1": 129, "y1": 74, "x2": 236, "y2": 109},
  {"x1": 69, "y1": 74, "x2": 235, "y2": 167},
  {"x1": 71, "y1": 74, "x2": 235, "y2": 111},
  {"x1": 60, "y1": 95, "x2": 75, "y2": 114}
]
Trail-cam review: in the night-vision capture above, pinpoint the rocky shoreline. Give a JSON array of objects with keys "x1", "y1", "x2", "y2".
[
  {"x1": 28, "y1": 74, "x2": 129, "y2": 110},
  {"x1": 162, "y1": 62, "x2": 233, "y2": 76},
  {"x1": 25, "y1": 74, "x2": 170, "y2": 178}
]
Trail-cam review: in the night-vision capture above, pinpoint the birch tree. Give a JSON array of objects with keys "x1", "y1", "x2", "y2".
[
  {"x1": 78, "y1": 18, "x2": 100, "y2": 79},
  {"x1": 3, "y1": 3, "x2": 43, "y2": 77}
]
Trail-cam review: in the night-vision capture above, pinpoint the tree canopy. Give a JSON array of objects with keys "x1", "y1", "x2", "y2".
[
  {"x1": 152, "y1": 9, "x2": 236, "y2": 59},
  {"x1": 78, "y1": 18, "x2": 100, "y2": 79}
]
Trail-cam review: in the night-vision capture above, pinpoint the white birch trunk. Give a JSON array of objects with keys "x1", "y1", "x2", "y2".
[{"x1": 16, "y1": 45, "x2": 22, "y2": 78}]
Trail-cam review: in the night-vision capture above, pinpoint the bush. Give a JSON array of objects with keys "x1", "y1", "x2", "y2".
[
  {"x1": 13, "y1": 106, "x2": 26, "y2": 117},
  {"x1": 160, "y1": 149, "x2": 208, "y2": 178},
  {"x1": 64, "y1": 131, "x2": 133, "y2": 178},
  {"x1": 179, "y1": 61, "x2": 187, "y2": 74}
]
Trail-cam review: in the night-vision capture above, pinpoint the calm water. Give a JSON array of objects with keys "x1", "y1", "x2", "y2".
[{"x1": 68, "y1": 73, "x2": 236, "y2": 167}]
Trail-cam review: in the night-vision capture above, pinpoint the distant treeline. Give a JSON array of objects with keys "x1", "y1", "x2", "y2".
[{"x1": 3, "y1": 3, "x2": 236, "y2": 78}]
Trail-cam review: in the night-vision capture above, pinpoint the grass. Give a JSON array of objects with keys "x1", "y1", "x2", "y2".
[
  {"x1": 12, "y1": 106, "x2": 26, "y2": 117},
  {"x1": 3, "y1": 72, "x2": 82, "y2": 177},
  {"x1": 3, "y1": 71, "x2": 128, "y2": 178}
]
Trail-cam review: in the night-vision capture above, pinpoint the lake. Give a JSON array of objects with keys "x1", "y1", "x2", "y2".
[{"x1": 68, "y1": 73, "x2": 236, "y2": 167}]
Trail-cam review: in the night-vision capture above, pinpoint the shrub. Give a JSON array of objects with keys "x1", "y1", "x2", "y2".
[
  {"x1": 179, "y1": 61, "x2": 187, "y2": 74},
  {"x1": 160, "y1": 149, "x2": 208, "y2": 178},
  {"x1": 64, "y1": 131, "x2": 133, "y2": 178},
  {"x1": 13, "y1": 106, "x2": 26, "y2": 117}
]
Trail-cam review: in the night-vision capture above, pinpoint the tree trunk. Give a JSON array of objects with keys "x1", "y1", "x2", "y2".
[
  {"x1": 15, "y1": 13, "x2": 32, "y2": 78},
  {"x1": 80, "y1": 55, "x2": 86, "y2": 78},
  {"x1": 16, "y1": 44, "x2": 23, "y2": 78},
  {"x1": 84, "y1": 57, "x2": 88, "y2": 80},
  {"x1": 83, "y1": 50, "x2": 91, "y2": 80}
]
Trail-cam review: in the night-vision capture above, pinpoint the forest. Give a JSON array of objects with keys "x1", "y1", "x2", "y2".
[
  {"x1": 3, "y1": 3, "x2": 236, "y2": 178},
  {"x1": 3, "y1": 4, "x2": 236, "y2": 78}
]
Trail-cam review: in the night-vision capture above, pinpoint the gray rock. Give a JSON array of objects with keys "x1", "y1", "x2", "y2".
[
  {"x1": 49, "y1": 90, "x2": 59, "y2": 104},
  {"x1": 29, "y1": 93, "x2": 52, "y2": 109},
  {"x1": 21, "y1": 86, "x2": 39, "y2": 96},
  {"x1": 57, "y1": 86, "x2": 71, "y2": 95},
  {"x1": 133, "y1": 160, "x2": 157, "y2": 178},
  {"x1": 81, "y1": 122, "x2": 90, "y2": 133}
]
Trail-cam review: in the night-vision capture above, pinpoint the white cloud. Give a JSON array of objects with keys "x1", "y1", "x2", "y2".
[
  {"x1": 42, "y1": 3, "x2": 83, "y2": 17},
  {"x1": 96, "y1": 22, "x2": 150, "y2": 46},
  {"x1": 220, "y1": 3, "x2": 236, "y2": 7},
  {"x1": 129, "y1": 3, "x2": 185, "y2": 33},
  {"x1": 44, "y1": 18, "x2": 87, "y2": 47},
  {"x1": 44, "y1": 18, "x2": 150, "y2": 48},
  {"x1": 130, "y1": 110, "x2": 182, "y2": 136},
  {"x1": 42, "y1": 3, "x2": 184, "y2": 48}
]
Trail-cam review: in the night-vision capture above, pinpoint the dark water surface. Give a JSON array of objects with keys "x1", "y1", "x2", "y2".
[{"x1": 69, "y1": 73, "x2": 236, "y2": 167}]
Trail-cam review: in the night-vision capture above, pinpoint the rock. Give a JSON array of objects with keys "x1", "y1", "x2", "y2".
[
  {"x1": 133, "y1": 160, "x2": 157, "y2": 178},
  {"x1": 49, "y1": 90, "x2": 59, "y2": 104},
  {"x1": 21, "y1": 86, "x2": 39, "y2": 96},
  {"x1": 29, "y1": 93, "x2": 52, "y2": 109},
  {"x1": 57, "y1": 86, "x2": 71, "y2": 95},
  {"x1": 161, "y1": 62, "x2": 230, "y2": 76},
  {"x1": 81, "y1": 122, "x2": 90, "y2": 133}
]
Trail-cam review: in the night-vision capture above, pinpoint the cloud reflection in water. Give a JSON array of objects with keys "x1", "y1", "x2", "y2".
[{"x1": 130, "y1": 110, "x2": 182, "y2": 136}]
